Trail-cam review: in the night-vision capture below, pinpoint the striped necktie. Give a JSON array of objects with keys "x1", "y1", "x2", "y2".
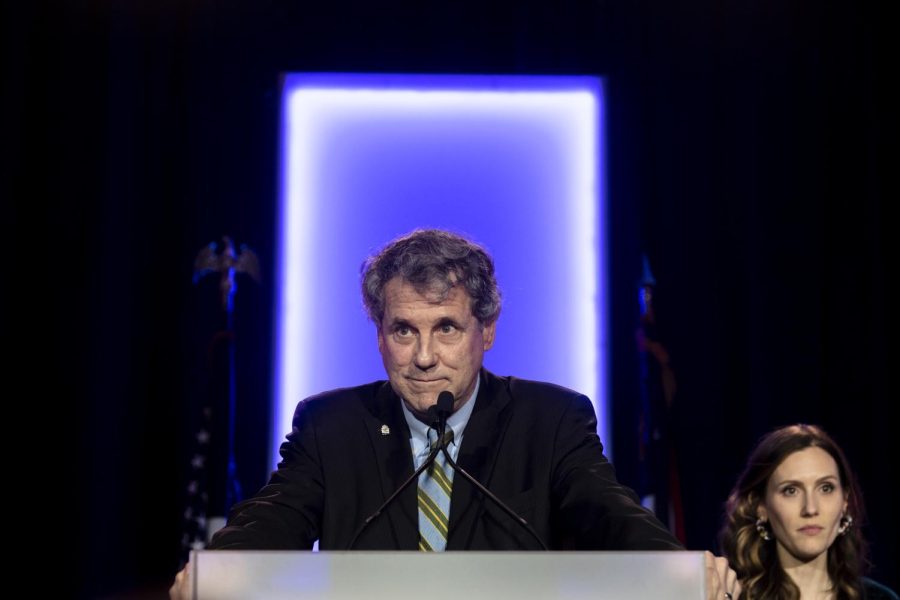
[{"x1": 418, "y1": 429, "x2": 454, "y2": 551}]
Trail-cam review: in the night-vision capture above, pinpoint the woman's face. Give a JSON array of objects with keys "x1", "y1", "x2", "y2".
[{"x1": 758, "y1": 446, "x2": 848, "y2": 567}]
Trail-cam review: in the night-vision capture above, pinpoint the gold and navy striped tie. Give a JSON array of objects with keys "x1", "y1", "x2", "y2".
[{"x1": 418, "y1": 429, "x2": 454, "y2": 551}]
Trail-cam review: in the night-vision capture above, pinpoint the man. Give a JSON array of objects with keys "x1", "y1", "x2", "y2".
[{"x1": 172, "y1": 229, "x2": 739, "y2": 598}]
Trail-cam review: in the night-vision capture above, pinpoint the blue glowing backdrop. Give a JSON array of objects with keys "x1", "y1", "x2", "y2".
[{"x1": 273, "y1": 73, "x2": 606, "y2": 466}]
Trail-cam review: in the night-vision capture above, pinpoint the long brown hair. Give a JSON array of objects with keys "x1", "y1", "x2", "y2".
[{"x1": 718, "y1": 424, "x2": 868, "y2": 599}]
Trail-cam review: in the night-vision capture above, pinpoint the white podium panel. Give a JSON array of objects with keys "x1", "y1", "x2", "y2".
[{"x1": 191, "y1": 550, "x2": 705, "y2": 599}]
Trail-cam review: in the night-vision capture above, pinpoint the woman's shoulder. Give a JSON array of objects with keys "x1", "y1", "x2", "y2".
[{"x1": 863, "y1": 577, "x2": 899, "y2": 600}]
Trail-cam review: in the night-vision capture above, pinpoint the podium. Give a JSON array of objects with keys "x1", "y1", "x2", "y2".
[{"x1": 190, "y1": 550, "x2": 706, "y2": 599}]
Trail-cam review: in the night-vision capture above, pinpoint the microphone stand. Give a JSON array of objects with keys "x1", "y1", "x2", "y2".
[
  {"x1": 346, "y1": 439, "x2": 442, "y2": 550},
  {"x1": 432, "y1": 390, "x2": 548, "y2": 550},
  {"x1": 347, "y1": 393, "x2": 454, "y2": 550},
  {"x1": 348, "y1": 390, "x2": 548, "y2": 551},
  {"x1": 438, "y1": 438, "x2": 549, "y2": 550}
]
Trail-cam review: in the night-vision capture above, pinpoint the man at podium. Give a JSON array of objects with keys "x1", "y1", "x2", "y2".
[{"x1": 171, "y1": 228, "x2": 739, "y2": 600}]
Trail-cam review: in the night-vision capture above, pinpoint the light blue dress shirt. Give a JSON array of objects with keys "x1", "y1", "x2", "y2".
[{"x1": 401, "y1": 376, "x2": 479, "y2": 473}]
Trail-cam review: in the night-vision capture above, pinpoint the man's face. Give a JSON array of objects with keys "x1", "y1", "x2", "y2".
[{"x1": 377, "y1": 277, "x2": 496, "y2": 418}]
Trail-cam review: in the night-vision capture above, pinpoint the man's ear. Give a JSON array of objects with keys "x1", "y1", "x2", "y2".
[
  {"x1": 377, "y1": 327, "x2": 385, "y2": 354},
  {"x1": 482, "y1": 320, "x2": 497, "y2": 351}
]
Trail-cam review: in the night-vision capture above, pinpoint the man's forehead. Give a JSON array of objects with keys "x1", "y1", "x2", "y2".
[{"x1": 383, "y1": 279, "x2": 474, "y2": 316}]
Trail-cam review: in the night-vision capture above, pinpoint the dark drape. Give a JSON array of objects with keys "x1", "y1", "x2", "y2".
[{"x1": 4, "y1": 1, "x2": 892, "y2": 597}]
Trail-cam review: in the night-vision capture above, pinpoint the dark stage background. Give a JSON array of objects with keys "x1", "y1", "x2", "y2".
[{"x1": 4, "y1": 1, "x2": 894, "y2": 597}]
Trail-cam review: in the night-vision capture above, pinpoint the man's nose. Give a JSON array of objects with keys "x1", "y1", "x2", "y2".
[{"x1": 414, "y1": 335, "x2": 437, "y2": 370}]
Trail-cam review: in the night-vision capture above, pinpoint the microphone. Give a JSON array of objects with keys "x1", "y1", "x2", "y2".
[
  {"x1": 346, "y1": 392, "x2": 454, "y2": 550},
  {"x1": 431, "y1": 390, "x2": 454, "y2": 439}
]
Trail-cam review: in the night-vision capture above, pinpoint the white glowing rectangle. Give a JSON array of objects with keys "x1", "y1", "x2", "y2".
[{"x1": 275, "y1": 73, "x2": 606, "y2": 466}]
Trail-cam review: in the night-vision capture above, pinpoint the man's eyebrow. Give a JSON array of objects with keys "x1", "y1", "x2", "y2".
[
  {"x1": 389, "y1": 318, "x2": 413, "y2": 328},
  {"x1": 435, "y1": 316, "x2": 464, "y2": 328}
]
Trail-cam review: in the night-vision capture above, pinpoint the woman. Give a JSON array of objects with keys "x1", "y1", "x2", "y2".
[{"x1": 719, "y1": 424, "x2": 897, "y2": 600}]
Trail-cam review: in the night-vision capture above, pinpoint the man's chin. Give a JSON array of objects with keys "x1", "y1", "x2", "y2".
[
  {"x1": 404, "y1": 394, "x2": 439, "y2": 414},
  {"x1": 397, "y1": 390, "x2": 445, "y2": 419}
]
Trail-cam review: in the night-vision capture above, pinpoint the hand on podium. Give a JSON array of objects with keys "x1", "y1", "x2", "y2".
[
  {"x1": 169, "y1": 562, "x2": 190, "y2": 600},
  {"x1": 705, "y1": 551, "x2": 741, "y2": 600}
]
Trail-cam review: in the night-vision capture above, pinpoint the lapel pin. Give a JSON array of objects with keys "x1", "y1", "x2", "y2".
[{"x1": 380, "y1": 424, "x2": 390, "y2": 435}]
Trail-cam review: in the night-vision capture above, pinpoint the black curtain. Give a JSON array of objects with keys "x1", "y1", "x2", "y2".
[{"x1": 4, "y1": 1, "x2": 892, "y2": 597}]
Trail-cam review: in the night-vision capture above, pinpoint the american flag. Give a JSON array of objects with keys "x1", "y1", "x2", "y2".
[
  {"x1": 636, "y1": 255, "x2": 685, "y2": 543},
  {"x1": 179, "y1": 407, "x2": 212, "y2": 567}
]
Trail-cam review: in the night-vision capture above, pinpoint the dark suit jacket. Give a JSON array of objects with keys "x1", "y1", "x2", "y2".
[{"x1": 209, "y1": 369, "x2": 682, "y2": 551}]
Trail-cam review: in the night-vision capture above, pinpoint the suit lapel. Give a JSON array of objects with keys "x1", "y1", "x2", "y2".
[
  {"x1": 447, "y1": 370, "x2": 512, "y2": 549},
  {"x1": 362, "y1": 382, "x2": 418, "y2": 549}
]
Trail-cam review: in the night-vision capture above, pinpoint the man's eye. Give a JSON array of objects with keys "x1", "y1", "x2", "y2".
[
  {"x1": 396, "y1": 327, "x2": 412, "y2": 337},
  {"x1": 440, "y1": 324, "x2": 456, "y2": 334}
]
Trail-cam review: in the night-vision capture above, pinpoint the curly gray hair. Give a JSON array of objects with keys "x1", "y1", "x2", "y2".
[{"x1": 361, "y1": 229, "x2": 501, "y2": 326}]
